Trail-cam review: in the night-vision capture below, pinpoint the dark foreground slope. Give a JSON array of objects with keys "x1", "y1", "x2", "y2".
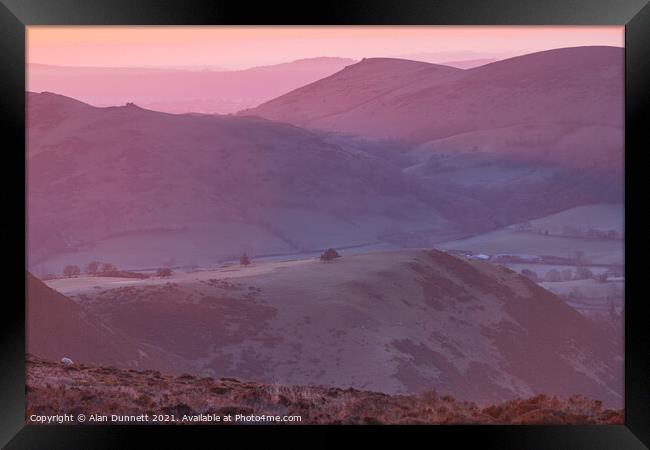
[
  {"x1": 26, "y1": 355, "x2": 623, "y2": 425},
  {"x1": 26, "y1": 273, "x2": 188, "y2": 373}
]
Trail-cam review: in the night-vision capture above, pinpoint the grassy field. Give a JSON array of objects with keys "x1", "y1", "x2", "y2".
[
  {"x1": 439, "y1": 231, "x2": 622, "y2": 265},
  {"x1": 528, "y1": 204, "x2": 623, "y2": 235},
  {"x1": 438, "y1": 204, "x2": 624, "y2": 265}
]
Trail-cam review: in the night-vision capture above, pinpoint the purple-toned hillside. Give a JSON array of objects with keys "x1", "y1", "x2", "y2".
[{"x1": 244, "y1": 47, "x2": 623, "y2": 171}]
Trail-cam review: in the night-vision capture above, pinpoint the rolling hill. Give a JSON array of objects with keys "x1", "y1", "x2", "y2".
[
  {"x1": 48, "y1": 249, "x2": 623, "y2": 407},
  {"x1": 27, "y1": 92, "x2": 461, "y2": 272},
  {"x1": 26, "y1": 273, "x2": 187, "y2": 372},
  {"x1": 240, "y1": 57, "x2": 461, "y2": 136},
  {"x1": 243, "y1": 46, "x2": 623, "y2": 171}
]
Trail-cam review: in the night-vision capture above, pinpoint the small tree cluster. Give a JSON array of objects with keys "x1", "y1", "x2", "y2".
[
  {"x1": 320, "y1": 248, "x2": 341, "y2": 261},
  {"x1": 545, "y1": 268, "x2": 575, "y2": 282},
  {"x1": 85, "y1": 261, "x2": 101, "y2": 275},
  {"x1": 85, "y1": 262, "x2": 118, "y2": 275},
  {"x1": 240, "y1": 253, "x2": 251, "y2": 266},
  {"x1": 63, "y1": 265, "x2": 80, "y2": 277},
  {"x1": 156, "y1": 267, "x2": 173, "y2": 278},
  {"x1": 574, "y1": 267, "x2": 594, "y2": 280}
]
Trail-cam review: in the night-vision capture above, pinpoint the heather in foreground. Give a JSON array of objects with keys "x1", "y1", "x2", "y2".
[{"x1": 26, "y1": 355, "x2": 623, "y2": 425}]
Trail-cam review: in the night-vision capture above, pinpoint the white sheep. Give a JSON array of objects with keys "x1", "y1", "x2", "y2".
[{"x1": 61, "y1": 357, "x2": 74, "y2": 366}]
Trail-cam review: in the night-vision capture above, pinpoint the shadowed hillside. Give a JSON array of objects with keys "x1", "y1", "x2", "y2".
[
  {"x1": 26, "y1": 273, "x2": 188, "y2": 373},
  {"x1": 28, "y1": 92, "x2": 467, "y2": 271}
]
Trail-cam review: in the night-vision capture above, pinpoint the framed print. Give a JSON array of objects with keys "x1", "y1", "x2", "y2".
[{"x1": 1, "y1": 0, "x2": 648, "y2": 448}]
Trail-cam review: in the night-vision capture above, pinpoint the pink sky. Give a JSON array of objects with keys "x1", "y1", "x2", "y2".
[{"x1": 27, "y1": 26, "x2": 623, "y2": 70}]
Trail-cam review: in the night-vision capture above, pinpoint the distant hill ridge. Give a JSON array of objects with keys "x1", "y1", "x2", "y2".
[
  {"x1": 243, "y1": 46, "x2": 623, "y2": 159},
  {"x1": 27, "y1": 57, "x2": 358, "y2": 114}
]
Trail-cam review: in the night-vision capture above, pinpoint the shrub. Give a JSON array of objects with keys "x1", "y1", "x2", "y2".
[
  {"x1": 240, "y1": 254, "x2": 251, "y2": 266},
  {"x1": 63, "y1": 265, "x2": 81, "y2": 277},
  {"x1": 574, "y1": 267, "x2": 594, "y2": 280},
  {"x1": 320, "y1": 248, "x2": 341, "y2": 261},
  {"x1": 156, "y1": 268, "x2": 173, "y2": 278},
  {"x1": 85, "y1": 261, "x2": 101, "y2": 275}
]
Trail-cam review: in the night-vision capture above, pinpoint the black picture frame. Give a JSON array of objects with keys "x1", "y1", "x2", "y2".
[{"x1": 1, "y1": 0, "x2": 648, "y2": 448}]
